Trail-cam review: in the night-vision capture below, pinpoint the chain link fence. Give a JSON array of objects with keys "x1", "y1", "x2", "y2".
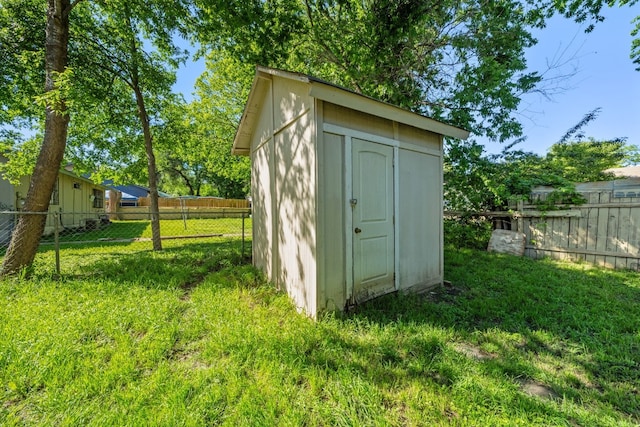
[{"x1": 0, "y1": 209, "x2": 252, "y2": 275}]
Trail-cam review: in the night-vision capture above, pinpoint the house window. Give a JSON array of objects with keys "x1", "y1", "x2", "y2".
[
  {"x1": 50, "y1": 177, "x2": 59, "y2": 205},
  {"x1": 92, "y1": 189, "x2": 104, "y2": 208}
]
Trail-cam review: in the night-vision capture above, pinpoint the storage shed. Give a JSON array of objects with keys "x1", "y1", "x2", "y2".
[{"x1": 232, "y1": 66, "x2": 469, "y2": 317}]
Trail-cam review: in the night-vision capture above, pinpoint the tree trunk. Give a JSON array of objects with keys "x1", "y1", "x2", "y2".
[
  {"x1": 133, "y1": 84, "x2": 162, "y2": 251},
  {"x1": 123, "y1": 9, "x2": 161, "y2": 251},
  {"x1": 1, "y1": 0, "x2": 71, "y2": 276}
]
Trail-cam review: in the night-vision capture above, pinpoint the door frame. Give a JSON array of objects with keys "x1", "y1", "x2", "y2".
[{"x1": 339, "y1": 128, "x2": 400, "y2": 303}]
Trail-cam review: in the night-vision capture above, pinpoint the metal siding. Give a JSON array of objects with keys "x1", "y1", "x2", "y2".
[{"x1": 398, "y1": 149, "x2": 442, "y2": 289}]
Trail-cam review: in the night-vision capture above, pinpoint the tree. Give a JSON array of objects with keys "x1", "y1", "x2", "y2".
[
  {"x1": 0, "y1": 0, "x2": 45, "y2": 127},
  {"x1": 154, "y1": 51, "x2": 252, "y2": 199},
  {"x1": 70, "y1": 0, "x2": 189, "y2": 251},
  {"x1": 155, "y1": 101, "x2": 216, "y2": 197},
  {"x1": 444, "y1": 109, "x2": 638, "y2": 214},
  {"x1": 546, "y1": 138, "x2": 633, "y2": 182},
  {"x1": 1, "y1": 0, "x2": 77, "y2": 276},
  {"x1": 194, "y1": 0, "x2": 577, "y2": 142},
  {"x1": 546, "y1": 0, "x2": 639, "y2": 69},
  {"x1": 0, "y1": 0, "x2": 189, "y2": 275}
]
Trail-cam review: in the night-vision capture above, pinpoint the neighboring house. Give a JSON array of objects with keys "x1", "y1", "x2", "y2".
[
  {"x1": 0, "y1": 155, "x2": 16, "y2": 246},
  {"x1": 606, "y1": 165, "x2": 640, "y2": 180},
  {"x1": 102, "y1": 181, "x2": 171, "y2": 207},
  {"x1": 0, "y1": 156, "x2": 14, "y2": 210},
  {"x1": 0, "y1": 155, "x2": 107, "y2": 239},
  {"x1": 232, "y1": 66, "x2": 469, "y2": 317}
]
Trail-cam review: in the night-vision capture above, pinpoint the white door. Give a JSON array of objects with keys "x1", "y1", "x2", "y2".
[{"x1": 351, "y1": 138, "x2": 395, "y2": 302}]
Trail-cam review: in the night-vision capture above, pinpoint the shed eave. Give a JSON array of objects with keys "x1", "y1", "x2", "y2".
[{"x1": 231, "y1": 70, "x2": 273, "y2": 156}]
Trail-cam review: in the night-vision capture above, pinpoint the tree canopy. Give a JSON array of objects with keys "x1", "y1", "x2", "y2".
[
  {"x1": 444, "y1": 109, "x2": 639, "y2": 213},
  {"x1": 155, "y1": 51, "x2": 252, "y2": 198},
  {"x1": 1, "y1": 0, "x2": 638, "y2": 275}
]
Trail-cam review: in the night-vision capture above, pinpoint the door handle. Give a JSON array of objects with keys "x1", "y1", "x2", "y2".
[{"x1": 354, "y1": 227, "x2": 362, "y2": 234}]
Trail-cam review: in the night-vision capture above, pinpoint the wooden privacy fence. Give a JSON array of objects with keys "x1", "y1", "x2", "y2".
[
  {"x1": 511, "y1": 184, "x2": 640, "y2": 270},
  {"x1": 137, "y1": 197, "x2": 250, "y2": 208}
]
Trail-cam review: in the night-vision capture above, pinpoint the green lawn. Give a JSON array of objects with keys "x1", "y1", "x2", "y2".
[
  {"x1": 1, "y1": 242, "x2": 639, "y2": 426},
  {"x1": 40, "y1": 217, "x2": 251, "y2": 243}
]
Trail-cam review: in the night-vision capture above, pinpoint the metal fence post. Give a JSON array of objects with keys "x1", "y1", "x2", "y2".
[
  {"x1": 54, "y1": 211, "x2": 60, "y2": 276},
  {"x1": 241, "y1": 211, "x2": 245, "y2": 259}
]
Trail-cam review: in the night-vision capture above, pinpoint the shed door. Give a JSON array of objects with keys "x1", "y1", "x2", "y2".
[{"x1": 352, "y1": 138, "x2": 395, "y2": 302}]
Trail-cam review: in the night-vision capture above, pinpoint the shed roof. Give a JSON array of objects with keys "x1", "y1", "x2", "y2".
[{"x1": 232, "y1": 66, "x2": 470, "y2": 155}]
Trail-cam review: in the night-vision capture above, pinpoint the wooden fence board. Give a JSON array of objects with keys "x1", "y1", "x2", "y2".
[
  {"x1": 630, "y1": 197, "x2": 640, "y2": 257},
  {"x1": 561, "y1": 215, "x2": 570, "y2": 251},
  {"x1": 577, "y1": 206, "x2": 588, "y2": 251},
  {"x1": 137, "y1": 197, "x2": 250, "y2": 209},
  {"x1": 449, "y1": 188, "x2": 640, "y2": 270},
  {"x1": 584, "y1": 193, "x2": 599, "y2": 265},
  {"x1": 615, "y1": 199, "x2": 630, "y2": 270},
  {"x1": 510, "y1": 189, "x2": 640, "y2": 270},
  {"x1": 596, "y1": 192, "x2": 610, "y2": 267}
]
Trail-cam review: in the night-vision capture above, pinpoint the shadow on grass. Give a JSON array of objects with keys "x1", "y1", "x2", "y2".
[
  {"x1": 40, "y1": 221, "x2": 151, "y2": 244},
  {"x1": 54, "y1": 239, "x2": 251, "y2": 293},
  {"x1": 13, "y1": 240, "x2": 637, "y2": 424},
  {"x1": 344, "y1": 248, "x2": 640, "y2": 421}
]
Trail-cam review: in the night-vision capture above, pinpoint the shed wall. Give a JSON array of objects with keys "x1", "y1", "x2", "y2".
[
  {"x1": 397, "y1": 124, "x2": 440, "y2": 152},
  {"x1": 323, "y1": 103, "x2": 395, "y2": 140},
  {"x1": 317, "y1": 102, "x2": 445, "y2": 308},
  {"x1": 398, "y1": 148, "x2": 443, "y2": 289},
  {"x1": 243, "y1": 72, "x2": 452, "y2": 316},
  {"x1": 251, "y1": 137, "x2": 274, "y2": 278},
  {"x1": 250, "y1": 79, "x2": 275, "y2": 280},
  {"x1": 273, "y1": 79, "x2": 313, "y2": 131},
  {"x1": 254, "y1": 84, "x2": 274, "y2": 146},
  {"x1": 250, "y1": 75, "x2": 318, "y2": 315},
  {"x1": 274, "y1": 111, "x2": 317, "y2": 314},
  {"x1": 317, "y1": 131, "x2": 346, "y2": 311}
]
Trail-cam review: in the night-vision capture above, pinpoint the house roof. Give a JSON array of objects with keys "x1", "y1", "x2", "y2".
[
  {"x1": 102, "y1": 181, "x2": 172, "y2": 199},
  {"x1": 59, "y1": 169, "x2": 107, "y2": 190},
  {"x1": 605, "y1": 165, "x2": 640, "y2": 178},
  {"x1": 0, "y1": 156, "x2": 106, "y2": 190},
  {"x1": 232, "y1": 66, "x2": 470, "y2": 155}
]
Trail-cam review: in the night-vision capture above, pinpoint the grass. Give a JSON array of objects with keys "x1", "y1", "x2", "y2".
[{"x1": 1, "y1": 241, "x2": 639, "y2": 426}]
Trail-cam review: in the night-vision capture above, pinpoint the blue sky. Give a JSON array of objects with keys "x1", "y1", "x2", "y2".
[
  {"x1": 481, "y1": 5, "x2": 640, "y2": 155},
  {"x1": 173, "y1": 6, "x2": 640, "y2": 155}
]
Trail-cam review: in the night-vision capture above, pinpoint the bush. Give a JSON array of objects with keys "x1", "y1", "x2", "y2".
[{"x1": 444, "y1": 217, "x2": 493, "y2": 250}]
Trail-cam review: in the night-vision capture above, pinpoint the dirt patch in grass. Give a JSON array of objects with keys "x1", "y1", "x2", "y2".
[
  {"x1": 453, "y1": 343, "x2": 497, "y2": 361},
  {"x1": 518, "y1": 379, "x2": 558, "y2": 400},
  {"x1": 425, "y1": 281, "x2": 467, "y2": 303}
]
